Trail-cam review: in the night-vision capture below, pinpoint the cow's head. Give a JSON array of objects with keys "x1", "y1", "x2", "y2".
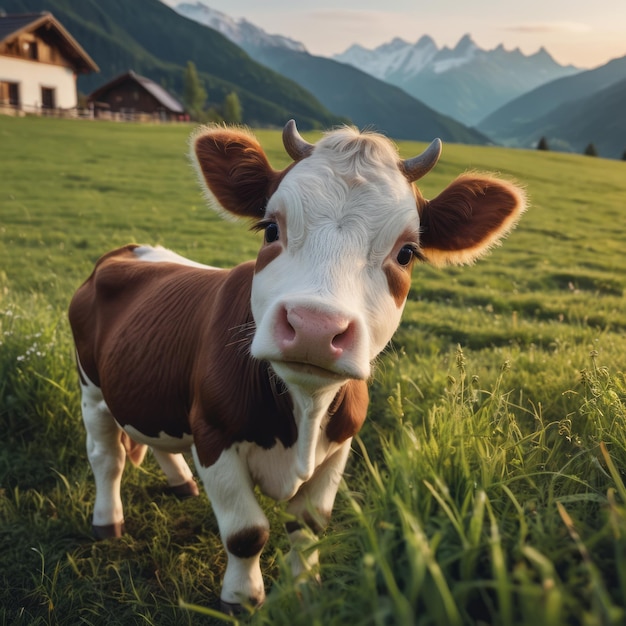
[{"x1": 192, "y1": 121, "x2": 526, "y2": 390}]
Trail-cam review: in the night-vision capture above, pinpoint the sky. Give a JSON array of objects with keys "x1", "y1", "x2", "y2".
[{"x1": 161, "y1": 0, "x2": 626, "y2": 69}]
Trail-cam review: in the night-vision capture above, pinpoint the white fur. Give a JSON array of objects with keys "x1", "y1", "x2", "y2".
[
  {"x1": 78, "y1": 358, "x2": 126, "y2": 527},
  {"x1": 192, "y1": 444, "x2": 269, "y2": 605},
  {"x1": 122, "y1": 424, "x2": 193, "y2": 454},
  {"x1": 133, "y1": 245, "x2": 217, "y2": 269}
]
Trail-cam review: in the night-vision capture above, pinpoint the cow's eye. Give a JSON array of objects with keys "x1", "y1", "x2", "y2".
[
  {"x1": 264, "y1": 222, "x2": 279, "y2": 243},
  {"x1": 397, "y1": 245, "x2": 416, "y2": 266}
]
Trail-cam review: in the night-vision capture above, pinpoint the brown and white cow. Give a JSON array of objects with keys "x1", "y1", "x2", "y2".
[{"x1": 69, "y1": 120, "x2": 526, "y2": 610}]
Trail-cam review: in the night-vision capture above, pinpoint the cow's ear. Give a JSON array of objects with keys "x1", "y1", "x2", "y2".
[
  {"x1": 191, "y1": 126, "x2": 279, "y2": 220},
  {"x1": 418, "y1": 174, "x2": 527, "y2": 266}
]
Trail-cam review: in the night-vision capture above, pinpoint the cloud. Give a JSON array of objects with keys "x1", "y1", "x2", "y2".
[
  {"x1": 505, "y1": 22, "x2": 591, "y2": 34},
  {"x1": 306, "y1": 9, "x2": 397, "y2": 25},
  {"x1": 295, "y1": 9, "x2": 414, "y2": 53}
]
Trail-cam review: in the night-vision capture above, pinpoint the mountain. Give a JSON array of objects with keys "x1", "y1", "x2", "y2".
[
  {"x1": 1, "y1": 0, "x2": 342, "y2": 129},
  {"x1": 175, "y1": 1, "x2": 306, "y2": 53},
  {"x1": 174, "y1": 3, "x2": 492, "y2": 145},
  {"x1": 334, "y1": 35, "x2": 580, "y2": 126},
  {"x1": 478, "y1": 68, "x2": 626, "y2": 158},
  {"x1": 477, "y1": 56, "x2": 626, "y2": 145}
]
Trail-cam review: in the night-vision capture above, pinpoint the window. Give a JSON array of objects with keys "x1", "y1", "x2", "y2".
[
  {"x1": 0, "y1": 81, "x2": 20, "y2": 106},
  {"x1": 22, "y1": 40, "x2": 38, "y2": 60},
  {"x1": 28, "y1": 42, "x2": 39, "y2": 60},
  {"x1": 41, "y1": 87, "x2": 55, "y2": 109}
]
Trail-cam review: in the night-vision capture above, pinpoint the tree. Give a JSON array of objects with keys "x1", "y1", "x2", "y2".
[
  {"x1": 223, "y1": 91, "x2": 243, "y2": 124},
  {"x1": 584, "y1": 143, "x2": 598, "y2": 157},
  {"x1": 537, "y1": 136, "x2": 549, "y2": 151},
  {"x1": 182, "y1": 61, "x2": 207, "y2": 119}
]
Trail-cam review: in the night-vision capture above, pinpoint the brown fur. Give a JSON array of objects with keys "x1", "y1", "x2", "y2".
[
  {"x1": 192, "y1": 128, "x2": 294, "y2": 220},
  {"x1": 417, "y1": 174, "x2": 526, "y2": 266}
]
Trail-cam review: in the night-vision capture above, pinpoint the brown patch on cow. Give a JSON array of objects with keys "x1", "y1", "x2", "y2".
[
  {"x1": 383, "y1": 261, "x2": 412, "y2": 308},
  {"x1": 325, "y1": 379, "x2": 369, "y2": 443},
  {"x1": 381, "y1": 228, "x2": 420, "y2": 308},
  {"x1": 226, "y1": 526, "x2": 269, "y2": 558},
  {"x1": 253, "y1": 213, "x2": 287, "y2": 274},
  {"x1": 255, "y1": 243, "x2": 282, "y2": 274},
  {"x1": 190, "y1": 262, "x2": 297, "y2": 468},
  {"x1": 418, "y1": 174, "x2": 527, "y2": 266},
  {"x1": 69, "y1": 248, "x2": 297, "y2": 457}
]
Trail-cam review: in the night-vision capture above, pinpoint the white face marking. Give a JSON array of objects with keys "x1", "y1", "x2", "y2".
[{"x1": 250, "y1": 131, "x2": 419, "y2": 387}]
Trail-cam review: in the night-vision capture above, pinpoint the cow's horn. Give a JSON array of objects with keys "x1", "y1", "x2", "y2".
[
  {"x1": 400, "y1": 138, "x2": 443, "y2": 182},
  {"x1": 283, "y1": 119, "x2": 314, "y2": 162}
]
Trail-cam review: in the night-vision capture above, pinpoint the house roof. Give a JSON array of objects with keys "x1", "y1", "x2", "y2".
[
  {"x1": 0, "y1": 11, "x2": 99, "y2": 73},
  {"x1": 88, "y1": 70, "x2": 185, "y2": 114}
]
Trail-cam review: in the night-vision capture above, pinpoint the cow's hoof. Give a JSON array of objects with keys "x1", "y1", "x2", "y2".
[
  {"x1": 166, "y1": 479, "x2": 200, "y2": 499},
  {"x1": 219, "y1": 600, "x2": 245, "y2": 615},
  {"x1": 219, "y1": 597, "x2": 263, "y2": 615},
  {"x1": 92, "y1": 522, "x2": 125, "y2": 540}
]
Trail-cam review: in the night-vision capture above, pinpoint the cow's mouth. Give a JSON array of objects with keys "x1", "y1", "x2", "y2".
[
  {"x1": 275, "y1": 360, "x2": 357, "y2": 382},
  {"x1": 285, "y1": 362, "x2": 345, "y2": 378}
]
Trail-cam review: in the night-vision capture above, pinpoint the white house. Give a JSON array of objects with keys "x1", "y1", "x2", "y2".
[{"x1": 0, "y1": 11, "x2": 98, "y2": 115}]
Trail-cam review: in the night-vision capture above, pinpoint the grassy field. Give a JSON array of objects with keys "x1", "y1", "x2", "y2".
[{"x1": 1, "y1": 115, "x2": 626, "y2": 625}]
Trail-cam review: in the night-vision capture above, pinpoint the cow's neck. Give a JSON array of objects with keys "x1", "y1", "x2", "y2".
[{"x1": 289, "y1": 383, "x2": 343, "y2": 481}]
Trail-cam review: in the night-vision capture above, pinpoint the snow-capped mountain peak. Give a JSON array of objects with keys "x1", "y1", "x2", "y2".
[
  {"x1": 334, "y1": 33, "x2": 481, "y2": 80},
  {"x1": 174, "y1": 2, "x2": 307, "y2": 53},
  {"x1": 334, "y1": 35, "x2": 439, "y2": 81}
]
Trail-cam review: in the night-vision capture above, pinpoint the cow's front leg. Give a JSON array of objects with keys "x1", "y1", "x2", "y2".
[
  {"x1": 192, "y1": 445, "x2": 269, "y2": 611},
  {"x1": 285, "y1": 440, "x2": 352, "y2": 582}
]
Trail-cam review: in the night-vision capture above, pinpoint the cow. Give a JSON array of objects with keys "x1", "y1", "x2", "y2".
[{"x1": 68, "y1": 120, "x2": 526, "y2": 611}]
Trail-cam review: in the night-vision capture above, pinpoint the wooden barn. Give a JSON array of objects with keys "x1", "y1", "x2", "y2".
[
  {"x1": 88, "y1": 71, "x2": 186, "y2": 122},
  {"x1": 0, "y1": 11, "x2": 98, "y2": 115}
]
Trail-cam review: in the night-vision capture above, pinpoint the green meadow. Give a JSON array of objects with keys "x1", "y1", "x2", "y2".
[{"x1": 1, "y1": 115, "x2": 626, "y2": 625}]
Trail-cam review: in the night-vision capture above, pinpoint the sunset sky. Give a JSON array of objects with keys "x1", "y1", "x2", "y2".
[{"x1": 162, "y1": 0, "x2": 626, "y2": 69}]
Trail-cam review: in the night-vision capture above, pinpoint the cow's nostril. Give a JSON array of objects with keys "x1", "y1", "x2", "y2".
[
  {"x1": 276, "y1": 305, "x2": 296, "y2": 344},
  {"x1": 331, "y1": 320, "x2": 355, "y2": 353}
]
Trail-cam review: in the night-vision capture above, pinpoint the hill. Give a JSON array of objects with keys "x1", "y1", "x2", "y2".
[
  {"x1": 334, "y1": 34, "x2": 579, "y2": 126},
  {"x1": 175, "y1": 2, "x2": 492, "y2": 145},
  {"x1": 1, "y1": 0, "x2": 343, "y2": 129},
  {"x1": 494, "y1": 78, "x2": 626, "y2": 158},
  {"x1": 478, "y1": 55, "x2": 626, "y2": 148}
]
